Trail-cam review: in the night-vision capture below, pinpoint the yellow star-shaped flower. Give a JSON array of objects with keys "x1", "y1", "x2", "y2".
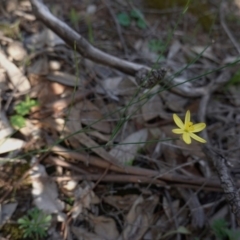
[{"x1": 172, "y1": 110, "x2": 206, "y2": 144}]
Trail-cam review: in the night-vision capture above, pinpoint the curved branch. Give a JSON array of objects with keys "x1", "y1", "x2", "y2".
[
  {"x1": 30, "y1": 0, "x2": 210, "y2": 98},
  {"x1": 30, "y1": 0, "x2": 145, "y2": 75}
]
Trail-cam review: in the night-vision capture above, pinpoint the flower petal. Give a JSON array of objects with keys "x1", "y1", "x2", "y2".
[
  {"x1": 172, "y1": 129, "x2": 184, "y2": 134},
  {"x1": 184, "y1": 110, "x2": 190, "y2": 125},
  {"x1": 191, "y1": 123, "x2": 206, "y2": 133},
  {"x1": 183, "y1": 132, "x2": 191, "y2": 144},
  {"x1": 173, "y1": 114, "x2": 184, "y2": 129},
  {"x1": 189, "y1": 133, "x2": 206, "y2": 143}
]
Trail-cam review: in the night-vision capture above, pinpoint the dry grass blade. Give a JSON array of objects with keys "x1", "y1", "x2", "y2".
[{"x1": 109, "y1": 128, "x2": 148, "y2": 165}]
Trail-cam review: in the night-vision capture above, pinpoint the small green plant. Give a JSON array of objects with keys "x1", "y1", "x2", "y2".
[
  {"x1": 211, "y1": 218, "x2": 240, "y2": 240},
  {"x1": 117, "y1": 9, "x2": 146, "y2": 29},
  {"x1": 130, "y1": 9, "x2": 146, "y2": 29},
  {"x1": 117, "y1": 12, "x2": 131, "y2": 27},
  {"x1": 69, "y1": 8, "x2": 80, "y2": 28},
  {"x1": 226, "y1": 69, "x2": 240, "y2": 87},
  {"x1": 17, "y1": 208, "x2": 52, "y2": 239},
  {"x1": 10, "y1": 96, "x2": 38, "y2": 129},
  {"x1": 148, "y1": 39, "x2": 166, "y2": 53}
]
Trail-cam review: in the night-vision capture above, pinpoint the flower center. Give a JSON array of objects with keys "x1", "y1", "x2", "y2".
[{"x1": 185, "y1": 122, "x2": 194, "y2": 132}]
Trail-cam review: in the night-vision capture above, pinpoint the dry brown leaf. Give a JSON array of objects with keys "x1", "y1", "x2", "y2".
[
  {"x1": 0, "y1": 127, "x2": 13, "y2": 140},
  {"x1": 167, "y1": 40, "x2": 182, "y2": 60},
  {"x1": 150, "y1": 213, "x2": 171, "y2": 239},
  {"x1": 162, "y1": 197, "x2": 180, "y2": 220},
  {"x1": 79, "y1": 100, "x2": 111, "y2": 134},
  {"x1": 142, "y1": 94, "x2": 163, "y2": 121},
  {"x1": 30, "y1": 157, "x2": 65, "y2": 221},
  {"x1": 0, "y1": 68, "x2": 8, "y2": 92},
  {"x1": 72, "y1": 227, "x2": 104, "y2": 240},
  {"x1": 65, "y1": 102, "x2": 121, "y2": 166},
  {"x1": 6, "y1": 0, "x2": 18, "y2": 12},
  {"x1": 109, "y1": 129, "x2": 148, "y2": 165},
  {"x1": 95, "y1": 76, "x2": 137, "y2": 97},
  {"x1": 0, "y1": 50, "x2": 30, "y2": 92},
  {"x1": 27, "y1": 56, "x2": 49, "y2": 76},
  {"x1": 50, "y1": 82, "x2": 66, "y2": 95},
  {"x1": 178, "y1": 188, "x2": 205, "y2": 228},
  {"x1": 228, "y1": 85, "x2": 240, "y2": 106},
  {"x1": 89, "y1": 214, "x2": 119, "y2": 240},
  {"x1": 71, "y1": 181, "x2": 100, "y2": 219},
  {"x1": 161, "y1": 91, "x2": 187, "y2": 113},
  {"x1": 30, "y1": 76, "x2": 68, "y2": 106},
  {"x1": 118, "y1": 195, "x2": 159, "y2": 240},
  {"x1": 19, "y1": 119, "x2": 39, "y2": 137},
  {"x1": 103, "y1": 194, "x2": 139, "y2": 212},
  {"x1": 134, "y1": 39, "x2": 159, "y2": 62},
  {"x1": 191, "y1": 46, "x2": 219, "y2": 63},
  {"x1": 0, "y1": 138, "x2": 25, "y2": 154},
  {"x1": 26, "y1": 28, "x2": 65, "y2": 49},
  {"x1": 0, "y1": 202, "x2": 18, "y2": 227},
  {"x1": 0, "y1": 111, "x2": 13, "y2": 129},
  {"x1": 7, "y1": 41, "x2": 27, "y2": 61},
  {"x1": 176, "y1": 138, "x2": 206, "y2": 159}
]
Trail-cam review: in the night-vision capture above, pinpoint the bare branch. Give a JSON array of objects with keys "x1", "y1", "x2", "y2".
[
  {"x1": 30, "y1": 0, "x2": 145, "y2": 75},
  {"x1": 30, "y1": 0, "x2": 216, "y2": 98}
]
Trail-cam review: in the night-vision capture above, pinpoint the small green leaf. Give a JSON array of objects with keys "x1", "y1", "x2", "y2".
[
  {"x1": 69, "y1": 8, "x2": 80, "y2": 26},
  {"x1": 130, "y1": 9, "x2": 143, "y2": 19},
  {"x1": 125, "y1": 159, "x2": 134, "y2": 166},
  {"x1": 227, "y1": 69, "x2": 240, "y2": 87},
  {"x1": 225, "y1": 228, "x2": 240, "y2": 240},
  {"x1": 44, "y1": 215, "x2": 52, "y2": 222},
  {"x1": 211, "y1": 218, "x2": 228, "y2": 239},
  {"x1": 137, "y1": 18, "x2": 146, "y2": 29},
  {"x1": 130, "y1": 9, "x2": 146, "y2": 29},
  {"x1": 18, "y1": 208, "x2": 52, "y2": 239},
  {"x1": 117, "y1": 12, "x2": 131, "y2": 27},
  {"x1": 15, "y1": 103, "x2": 30, "y2": 115},
  {"x1": 148, "y1": 39, "x2": 166, "y2": 53},
  {"x1": 14, "y1": 97, "x2": 38, "y2": 116},
  {"x1": 10, "y1": 115, "x2": 26, "y2": 128}
]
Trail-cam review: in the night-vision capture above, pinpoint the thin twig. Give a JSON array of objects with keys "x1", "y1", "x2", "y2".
[
  {"x1": 51, "y1": 144, "x2": 222, "y2": 189},
  {"x1": 53, "y1": 174, "x2": 165, "y2": 185},
  {"x1": 30, "y1": 0, "x2": 213, "y2": 98},
  {"x1": 220, "y1": 1, "x2": 240, "y2": 54},
  {"x1": 102, "y1": 0, "x2": 129, "y2": 57}
]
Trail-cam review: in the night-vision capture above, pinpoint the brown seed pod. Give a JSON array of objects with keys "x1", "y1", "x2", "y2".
[{"x1": 135, "y1": 67, "x2": 167, "y2": 88}]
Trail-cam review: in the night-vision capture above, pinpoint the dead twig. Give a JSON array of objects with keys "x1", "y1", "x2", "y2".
[
  {"x1": 203, "y1": 145, "x2": 240, "y2": 226},
  {"x1": 30, "y1": 0, "x2": 213, "y2": 98},
  {"x1": 102, "y1": 0, "x2": 129, "y2": 57},
  {"x1": 51, "y1": 144, "x2": 222, "y2": 190},
  {"x1": 220, "y1": 2, "x2": 240, "y2": 54},
  {"x1": 198, "y1": 71, "x2": 231, "y2": 144},
  {"x1": 54, "y1": 174, "x2": 165, "y2": 185},
  {"x1": 30, "y1": 0, "x2": 144, "y2": 75}
]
